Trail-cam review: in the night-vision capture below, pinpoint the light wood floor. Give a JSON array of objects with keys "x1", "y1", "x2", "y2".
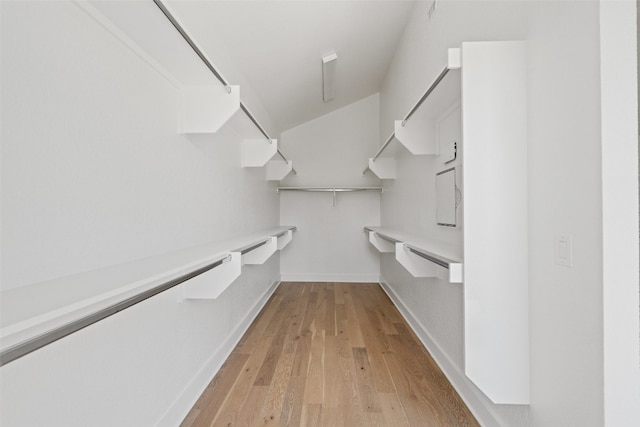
[{"x1": 181, "y1": 282, "x2": 479, "y2": 427}]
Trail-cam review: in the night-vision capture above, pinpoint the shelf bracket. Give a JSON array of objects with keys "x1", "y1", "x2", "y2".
[
  {"x1": 266, "y1": 160, "x2": 293, "y2": 181},
  {"x1": 368, "y1": 157, "x2": 396, "y2": 179},
  {"x1": 242, "y1": 238, "x2": 277, "y2": 265},
  {"x1": 368, "y1": 231, "x2": 395, "y2": 253},
  {"x1": 181, "y1": 253, "x2": 241, "y2": 299},
  {"x1": 395, "y1": 243, "x2": 439, "y2": 278},
  {"x1": 242, "y1": 138, "x2": 277, "y2": 167},
  {"x1": 179, "y1": 85, "x2": 240, "y2": 134},
  {"x1": 276, "y1": 230, "x2": 293, "y2": 250},
  {"x1": 394, "y1": 118, "x2": 438, "y2": 155}
]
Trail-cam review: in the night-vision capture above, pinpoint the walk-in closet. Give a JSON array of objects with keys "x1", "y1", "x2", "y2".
[{"x1": 1, "y1": 1, "x2": 638, "y2": 426}]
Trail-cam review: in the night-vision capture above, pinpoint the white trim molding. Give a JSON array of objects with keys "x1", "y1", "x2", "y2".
[
  {"x1": 378, "y1": 277, "x2": 503, "y2": 427},
  {"x1": 157, "y1": 279, "x2": 281, "y2": 426}
]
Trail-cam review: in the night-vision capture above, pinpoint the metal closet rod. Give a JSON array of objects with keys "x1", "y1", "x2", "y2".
[
  {"x1": 374, "y1": 232, "x2": 402, "y2": 245},
  {"x1": 277, "y1": 187, "x2": 383, "y2": 192},
  {"x1": 363, "y1": 67, "x2": 451, "y2": 175},
  {"x1": 404, "y1": 243, "x2": 454, "y2": 269},
  {"x1": 153, "y1": 0, "x2": 297, "y2": 175}
]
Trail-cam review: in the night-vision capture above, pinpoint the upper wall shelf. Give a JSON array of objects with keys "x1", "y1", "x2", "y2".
[
  {"x1": 0, "y1": 226, "x2": 296, "y2": 367},
  {"x1": 82, "y1": 0, "x2": 296, "y2": 177},
  {"x1": 153, "y1": 0, "x2": 297, "y2": 175},
  {"x1": 363, "y1": 48, "x2": 461, "y2": 179}
]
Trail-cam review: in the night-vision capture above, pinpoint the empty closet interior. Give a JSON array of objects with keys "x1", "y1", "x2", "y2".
[{"x1": 2, "y1": 1, "x2": 636, "y2": 426}]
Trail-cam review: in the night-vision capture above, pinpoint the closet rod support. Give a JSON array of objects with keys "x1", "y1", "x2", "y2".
[
  {"x1": 404, "y1": 243, "x2": 451, "y2": 269},
  {"x1": 375, "y1": 232, "x2": 402, "y2": 245},
  {"x1": 238, "y1": 238, "x2": 271, "y2": 255}
]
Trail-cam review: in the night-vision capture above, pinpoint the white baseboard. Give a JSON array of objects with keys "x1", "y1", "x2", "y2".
[
  {"x1": 378, "y1": 277, "x2": 503, "y2": 427},
  {"x1": 157, "y1": 279, "x2": 281, "y2": 426},
  {"x1": 280, "y1": 273, "x2": 379, "y2": 283}
]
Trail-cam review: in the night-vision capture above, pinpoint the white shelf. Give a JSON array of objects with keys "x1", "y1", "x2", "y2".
[
  {"x1": 241, "y1": 237, "x2": 278, "y2": 265},
  {"x1": 368, "y1": 157, "x2": 396, "y2": 180},
  {"x1": 394, "y1": 118, "x2": 437, "y2": 155},
  {"x1": 179, "y1": 85, "x2": 240, "y2": 134},
  {"x1": 0, "y1": 226, "x2": 296, "y2": 364},
  {"x1": 181, "y1": 252, "x2": 242, "y2": 300},
  {"x1": 242, "y1": 138, "x2": 278, "y2": 167},
  {"x1": 276, "y1": 229, "x2": 293, "y2": 250},
  {"x1": 266, "y1": 160, "x2": 293, "y2": 181},
  {"x1": 367, "y1": 231, "x2": 395, "y2": 253},
  {"x1": 395, "y1": 243, "x2": 440, "y2": 278},
  {"x1": 364, "y1": 226, "x2": 463, "y2": 283},
  {"x1": 242, "y1": 144, "x2": 294, "y2": 182}
]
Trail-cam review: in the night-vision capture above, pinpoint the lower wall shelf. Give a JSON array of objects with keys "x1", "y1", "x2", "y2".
[
  {"x1": 0, "y1": 226, "x2": 297, "y2": 366},
  {"x1": 364, "y1": 226, "x2": 463, "y2": 283}
]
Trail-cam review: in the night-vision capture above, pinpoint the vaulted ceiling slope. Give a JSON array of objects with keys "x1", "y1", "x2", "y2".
[{"x1": 165, "y1": 0, "x2": 417, "y2": 133}]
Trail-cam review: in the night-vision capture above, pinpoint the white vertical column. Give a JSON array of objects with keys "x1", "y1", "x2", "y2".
[
  {"x1": 462, "y1": 41, "x2": 529, "y2": 404},
  {"x1": 600, "y1": 1, "x2": 640, "y2": 425}
]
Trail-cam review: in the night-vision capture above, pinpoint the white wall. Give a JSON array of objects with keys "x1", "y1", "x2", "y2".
[
  {"x1": 279, "y1": 94, "x2": 381, "y2": 282},
  {"x1": 0, "y1": 1, "x2": 280, "y2": 425},
  {"x1": 379, "y1": 1, "x2": 607, "y2": 426}
]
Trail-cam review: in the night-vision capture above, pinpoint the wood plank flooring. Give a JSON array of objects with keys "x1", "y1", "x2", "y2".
[{"x1": 181, "y1": 282, "x2": 479, "y2": 427}]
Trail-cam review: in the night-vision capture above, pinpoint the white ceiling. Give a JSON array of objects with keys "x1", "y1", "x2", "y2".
[{"x1": 165, "y1": 0, "x2": 416, "y2": 133}]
